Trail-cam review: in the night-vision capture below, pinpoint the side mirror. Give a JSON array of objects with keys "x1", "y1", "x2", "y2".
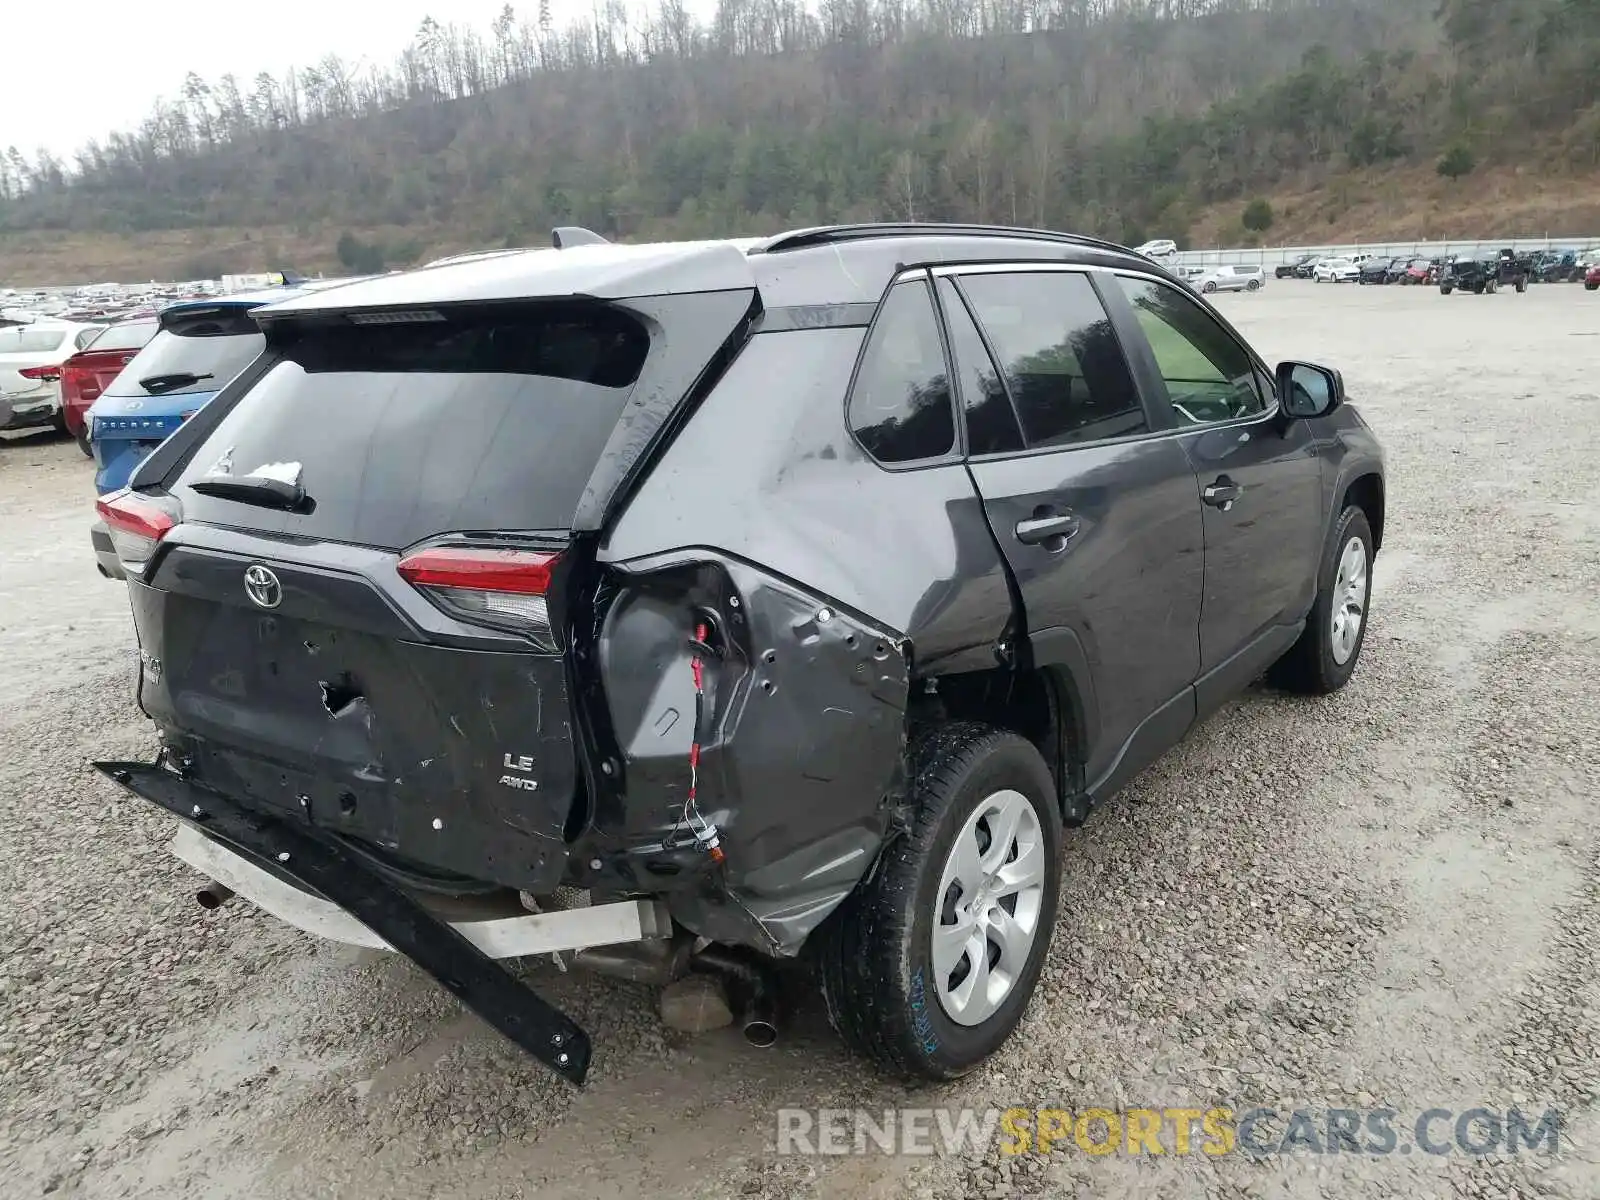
[{"x1": 1277, "y1": 361, "x2": 1345, "y2": 419}]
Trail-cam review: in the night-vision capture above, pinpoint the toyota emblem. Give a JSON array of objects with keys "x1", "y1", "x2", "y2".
[{"x1": 243, "y1": 565, "x2": 283, "y2": 610}]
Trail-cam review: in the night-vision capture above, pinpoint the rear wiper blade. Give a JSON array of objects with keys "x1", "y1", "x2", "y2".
[
  {"x1": 138, "y1": 371, "x2": 214, "y2": 394},
  {"x1": 188, "y1": 474, "x2": 309, "y2": 511}
]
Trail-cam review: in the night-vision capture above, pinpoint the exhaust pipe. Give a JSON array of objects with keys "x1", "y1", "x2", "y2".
[
  {"x1": 196, "y1": 884, "x2": 235, "y2": 910},
  {"x1": 690, "y1": 944, "x2": 781, "y2": 1048}
]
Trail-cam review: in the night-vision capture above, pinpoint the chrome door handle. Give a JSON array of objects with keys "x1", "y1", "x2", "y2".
[
  {"x1": 1014, "y1": 512, "x2": 1080, "y2": 546},
  {"x1": 1202, "y1": 478, "x2": 1241, "y2": 509}
]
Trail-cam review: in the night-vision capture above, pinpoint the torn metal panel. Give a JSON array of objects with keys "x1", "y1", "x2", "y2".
[{"x1": 584, "y1": 553, "x2": 910, "y2": 956}]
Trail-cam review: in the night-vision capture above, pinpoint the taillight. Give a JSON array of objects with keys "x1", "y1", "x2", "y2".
[
  {"x1": 62, "y1": 364, "x2": 99, "y2": 402},
  {"x1": 95, "y1": 489, "x2": 177, "y2": 570},
  {"x1": 397, "y1": 546, "x2": 560, "y2": 649},
  {"x1": 19, "y1": 365, "x2": 62, "y2": 382}
]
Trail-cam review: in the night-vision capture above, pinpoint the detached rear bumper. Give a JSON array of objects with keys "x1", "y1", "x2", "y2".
[
  {"x1": 94, "y1": 758, "x2": 670, "y2": 1086},
  {"x1": 0, "y1": 394, "x2": 60, "y2": 431}
]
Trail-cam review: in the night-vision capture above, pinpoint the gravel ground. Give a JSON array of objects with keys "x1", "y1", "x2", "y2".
[{"x1": 2, "y1": 280, "x2": 1597, "y2": 1199}]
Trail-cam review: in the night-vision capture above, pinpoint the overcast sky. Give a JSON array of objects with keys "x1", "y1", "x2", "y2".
[{"x1": 2, "y1": 0, "x2": 697, "y2": 160}]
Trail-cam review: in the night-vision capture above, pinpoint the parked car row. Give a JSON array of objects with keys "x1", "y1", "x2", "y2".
[
  {"x1": 1274, "y1": 248, "x2": 1600, "y2": 286},
  {"x1": 0, "y1": 322, "x2": 107, "y2": 435}
]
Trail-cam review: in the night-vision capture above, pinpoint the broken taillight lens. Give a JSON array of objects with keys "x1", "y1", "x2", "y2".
[
  {"x1": 95, "y1": 489, "x2": 178, "y2": 570},
  {"x1": 396, "y1": 546, "x2": 561, "y2": 649}
]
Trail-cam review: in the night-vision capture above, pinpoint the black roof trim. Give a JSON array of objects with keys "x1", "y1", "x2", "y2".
[
  {"x1": 750, "y1": 301, "x2": 880, "y2": 333},
  {"x1": 753, "y1": 223, "x2": 1130, "y2": 258}
]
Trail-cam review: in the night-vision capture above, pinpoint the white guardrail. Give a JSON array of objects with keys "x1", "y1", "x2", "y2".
[{"x1": 1172, "y1": 237, "x2": 1600, "y2": 269}]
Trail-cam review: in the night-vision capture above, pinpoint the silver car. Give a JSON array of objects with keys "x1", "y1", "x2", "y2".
[{"x1": 1192, "y1": 264, "x2": 1265, "y2": 294}]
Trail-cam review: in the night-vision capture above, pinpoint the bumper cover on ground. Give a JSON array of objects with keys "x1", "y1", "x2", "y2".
[{"x1": 95, "y1": 758, "x2": 615, "y2": 1085}]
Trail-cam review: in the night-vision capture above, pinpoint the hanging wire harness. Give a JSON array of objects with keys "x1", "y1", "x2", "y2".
[{"x1": 674, "y1": 620, "x2": 725, "y2": 863}]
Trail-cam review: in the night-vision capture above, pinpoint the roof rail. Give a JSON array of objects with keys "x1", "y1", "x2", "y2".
[
  {"x1": 552, "y1": 226, "x2": 610, "y2": 249},
  {"x1": 753, "y1": 223, "x2": 1129, "y2": 257}
]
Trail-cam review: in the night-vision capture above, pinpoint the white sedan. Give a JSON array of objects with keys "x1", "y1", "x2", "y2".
[
  {"x1": 1192, "y1": 265, "x2": 1266, "y2": 294},
  {"x1": 1313, "y1": 257, "x2": 1360, "y2": 283},
  {"x1": 0, "y1": 322, "x2": 103, "y2": 435}
]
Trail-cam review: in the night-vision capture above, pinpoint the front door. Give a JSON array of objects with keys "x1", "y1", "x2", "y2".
[
  {"x1": 937, "y1": 267, "x2": 1206, "y2": 795},
  {"x1": 1107, "y1": 274, "x2": 1325, "y2": 712}
]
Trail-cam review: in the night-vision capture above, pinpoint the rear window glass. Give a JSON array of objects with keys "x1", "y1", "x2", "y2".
[
  {"x1": 0, "y1": 328, "x2": 71, "y2": 354},
  {"x1": 173, "y1": 304, "x2": 650, "y2": 548},
  {"x1": 86, "y1": 320, "x2": 157, "y2": 353},
  {"x1": 108, "y1": 315, "x2": 266, "y2": 399}
]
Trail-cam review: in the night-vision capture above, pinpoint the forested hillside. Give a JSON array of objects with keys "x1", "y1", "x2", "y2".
[{"x1": 2, "y1": 0, "x2": 1597, "y2": 282}]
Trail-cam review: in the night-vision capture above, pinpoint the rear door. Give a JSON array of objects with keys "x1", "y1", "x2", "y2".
[
  {"x1": 120, "y1": 295, "x2": 747, "y2": 893},
  {"x1": 941, "y1": 266, "x2": 1205, "y2": 796},
  {"x1": 1108, "y1": 273, "x2": 1324, "y2": 712}
]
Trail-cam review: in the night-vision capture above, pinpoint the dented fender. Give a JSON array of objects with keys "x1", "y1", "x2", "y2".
[{"x1": 579, "y1": 550, "x2": 910, "y2": 955}]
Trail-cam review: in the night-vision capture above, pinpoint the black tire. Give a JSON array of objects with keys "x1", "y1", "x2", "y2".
[
  {"x1": 1587, "y1": 282, "x2": 1599, "y2": 291},
  {"x1": 1246, "y1": 278, "x2": 1260, "y2": 291},
  {"x1": 1202, "y1": 281, "x2": 1217, "y2": 294},
  {"x1": 76, "y1": 429, "x2": 93, "y2": 457},
  {"x1": 1440, "y1": 284, "x2": 1453, "y2": 294},
  {"x1": 817, "y1": 722, "x2": 1062, "y2": 1082},
  {"x1": 1515, "y1": 277, "x2": 1527, "y2": 293},
  {"x1": 1270, "y1": 506, "x2": 1374, "y2": 695}
]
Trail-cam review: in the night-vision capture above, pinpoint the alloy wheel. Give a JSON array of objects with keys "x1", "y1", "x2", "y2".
[{"x1": 932, "y1": 789, "x2": 1046, "y2": 1026}]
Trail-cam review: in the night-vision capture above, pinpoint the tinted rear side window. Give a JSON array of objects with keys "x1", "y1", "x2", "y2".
[
  {"x1": 173, "y1": 304, "x2": 651, "y2": 548},
  {"x1": 958, "y1": 272, "x2": 1146, "y2": 449},
  {"x1": 846, "y1": 280, "x2": 956, "y2": 465},
  {"x1": 109, "y1": 308, "x2": 265, "y2": 398}
]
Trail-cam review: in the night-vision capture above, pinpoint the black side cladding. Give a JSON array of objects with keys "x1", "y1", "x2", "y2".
[{"x1": 92, "y1": 760, "x2": 593, "y2": 1085}]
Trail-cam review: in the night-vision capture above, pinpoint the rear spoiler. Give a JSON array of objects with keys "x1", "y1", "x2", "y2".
[{"x1": 551, "y1": 227, "x2": 609, "y2": 249}]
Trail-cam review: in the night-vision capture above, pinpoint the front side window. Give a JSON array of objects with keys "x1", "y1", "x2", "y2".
[
  {"x1": 958, "y1": 271, "x2": 1147, "y2": 450},
  {"x1": 847, "y1": 279, "x2": 956, "y2": 465},
  {"x1": 1115, "y1": 276, "x2": 1265, "y2": 426}
]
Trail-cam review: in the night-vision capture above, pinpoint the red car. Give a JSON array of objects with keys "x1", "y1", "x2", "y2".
[
  {"x1": 59, "y1": 315, "x2": 157, "y2": 454},
  {"x1": 1585, "y1": 263, "x2": 1600, "y2": 291}
]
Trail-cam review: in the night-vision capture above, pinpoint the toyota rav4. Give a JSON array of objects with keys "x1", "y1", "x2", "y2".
[{"x1": 96, "y1": 223, "x2": 1386, "y2": 1086}]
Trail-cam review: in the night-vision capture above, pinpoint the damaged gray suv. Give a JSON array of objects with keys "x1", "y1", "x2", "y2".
[{"x1": 96, "y1": 223, "x2": 1385, "y2": 1085}]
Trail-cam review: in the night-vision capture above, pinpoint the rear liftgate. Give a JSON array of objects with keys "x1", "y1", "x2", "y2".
[{"x1": 93, "y1": 760, "x2": 674, "y2": 1086}]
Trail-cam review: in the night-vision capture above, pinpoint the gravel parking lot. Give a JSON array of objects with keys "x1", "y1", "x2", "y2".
[{"x1": 2, "y1": 280, "x2": 1597, "y2": 1200}]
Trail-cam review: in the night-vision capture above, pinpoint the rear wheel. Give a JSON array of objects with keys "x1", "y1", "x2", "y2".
[
  {"x1": 1202, "y1": 281, "x2": 1217, "y2": 294},
  {"x1": 1246, "y1": 278, "x2": 1260, "y2": 291},
  {"x1": 818, "y1": 723, "x2": 1061, "y2": 1081},
  {"x1": 1440, "y1": 284, "x2": 1454, "y2": 294},
  {"x1": 76, "y1": 429, "x2": 93, "y2": 458},
  {"x1": 1515, "y1": 277, "x2": 1527, "y2": 293},
  {"x1": 1270, "y1": 506, "x2": 1373, "y2": 695}
]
